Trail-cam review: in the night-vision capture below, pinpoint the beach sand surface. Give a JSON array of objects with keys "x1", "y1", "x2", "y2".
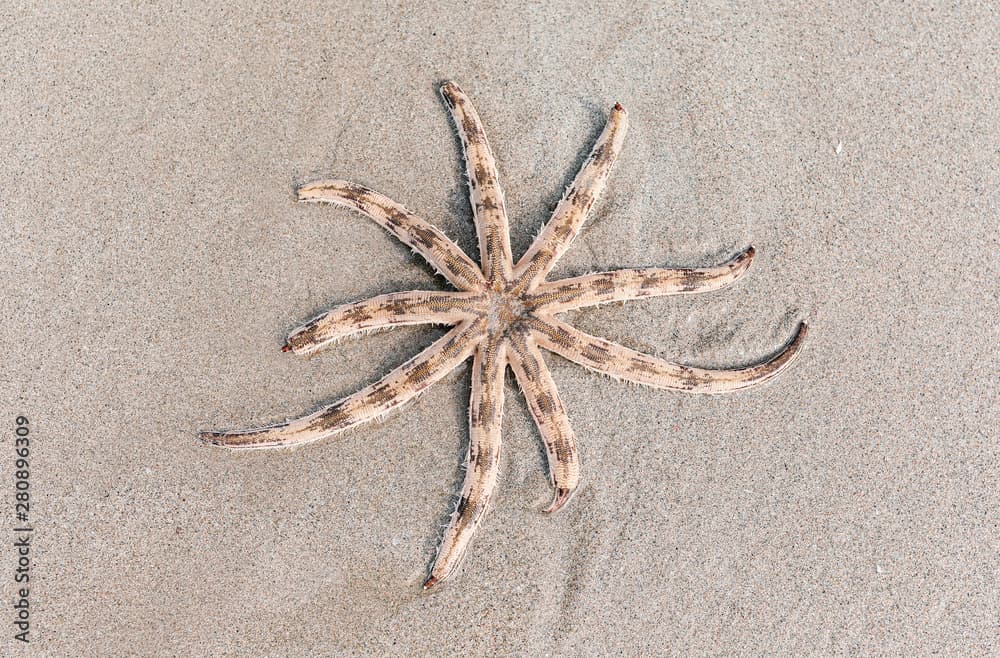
[{"x1": 2, "y1": 2, "x2": 997, "y2": 655}]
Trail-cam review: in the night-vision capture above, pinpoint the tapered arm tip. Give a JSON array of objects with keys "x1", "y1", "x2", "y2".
[
  {"x1": 295, "y1": 183, "x2": 324, "y2": 202},
  {"x1": 780, "y1": 320, "x2": 809, "y2": 362},
  {"x1": 729, "y1": 245, "x2": 756, "y2": 276},
  {"x1": 198, "y1": 430, "x2": 273, "y2": 449},
  {"x1": 544, "y1": 487, "x2": 576, "y2": 514},
  {"x1": 296, "y1": 180, "x2": 355, "y2": 203},
  {"x1": 198, "y1": 431, "x2": 229, "y2": 447}
]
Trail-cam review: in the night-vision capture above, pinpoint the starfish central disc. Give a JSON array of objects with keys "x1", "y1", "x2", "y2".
[{"x1": 486, "y1": 289, "x2": 529, "y2": 336}]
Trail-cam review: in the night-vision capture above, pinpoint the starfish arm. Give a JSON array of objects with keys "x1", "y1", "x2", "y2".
[
  {"x1": 512, "y1": 102, "x2": 629, "y2": 291},
  {"x1": 283, "y1": 290, "x2": 485, "y2": 355},
  {"x1": 508, "y1": 333, "x2": 580, "y2": 513},
  {"x1": 440, "y1": 81, "x2": 514, "y2": 283},
  {"x1": 531, "y1": 315, "x2": 808, "y2": 394},
  {"x1": 297, "y1": 180, "x2": 486, "y2": 291},
  {"x1": 424, "y1": 337, "x2": 506, "y2": 589},
  {"x1": 530, "y1": 247, "x2": 755, "y2": 313},
  {"x1": 200, "y1": 319, "x2": 485, "y2": 449}
]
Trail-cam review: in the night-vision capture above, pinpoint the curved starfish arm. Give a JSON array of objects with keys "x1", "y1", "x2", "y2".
[
  {"x1": 200, "y1": 319, "x2": 485, "y2": 450},
  {"x1": 297, "y1": 180, "x2": 485, "y2": 291},
  {"x1": 283, "y1": 290, "x2": 485, "y2": 356},
  {"x1": 508, "y1": 333, "x2": 580, "y2": 513},
  {"x1": 424, "y1": 338, "x2": 507, "y2": 589},
  {"x1": 512, "y1": 102, "x2": 629, "y2": 291},
  {"x1": 530, "y1": 247, "x2": 755, "y2": 313},
  {"x1": 531, "y1": 315, "x2": 808, "y2": 394},
  {"x1": 440, "y1": 81, "x2": 514, "y2": 283}
]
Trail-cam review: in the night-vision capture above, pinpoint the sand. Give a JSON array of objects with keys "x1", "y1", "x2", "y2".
[{"x1": 2, "y1": 2, "x2": 997, "y2": 655}]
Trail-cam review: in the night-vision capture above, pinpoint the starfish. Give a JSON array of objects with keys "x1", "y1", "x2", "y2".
[{"x1": 201, "y1": 81, "x2": 807, "y2": 589}]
